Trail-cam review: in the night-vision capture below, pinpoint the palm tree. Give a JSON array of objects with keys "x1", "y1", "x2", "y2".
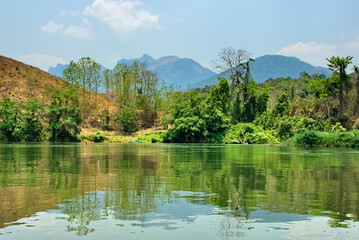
[{"x1": 326, "y1": 56, "x2": 353, "y2": 115}]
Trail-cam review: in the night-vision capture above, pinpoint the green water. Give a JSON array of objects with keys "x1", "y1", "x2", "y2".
[{"x1": 0, "y1": 143, "x2": 359, "y2": 239}]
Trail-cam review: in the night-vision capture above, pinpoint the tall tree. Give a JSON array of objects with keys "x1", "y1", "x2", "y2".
[
  {"x1": 63, "y1": 61, "x2": 80, "y2": 87},
  {"x1": 326, "y1": 56, "x2": 353, "y2": 114},
  {"x1": 213, "y1": 47, "x2": 254, "y2": 105},
  {"x1": 354, "y1": 65, "x2": 359, "y2": 116}
]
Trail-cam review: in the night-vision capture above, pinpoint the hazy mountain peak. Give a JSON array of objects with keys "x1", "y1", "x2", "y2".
[
  {"x1": 139, "y1": 54, "x2": 154, "y2": 63},
  {"x1": 117, "y1": 54, "x2": 216, "y2": 87}
]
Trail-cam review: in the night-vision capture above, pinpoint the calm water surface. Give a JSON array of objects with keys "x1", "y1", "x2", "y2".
[{"x1": 1, "y1": 143, "x2": 359, "y2": 239}]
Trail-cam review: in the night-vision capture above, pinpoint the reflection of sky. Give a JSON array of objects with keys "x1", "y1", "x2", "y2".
[
  {"x1": 1, "y1": 190, "x2": 359, "y2": 240},
  {"x1": 250, "y1": 210, "x2": 310, "y2": 223}
]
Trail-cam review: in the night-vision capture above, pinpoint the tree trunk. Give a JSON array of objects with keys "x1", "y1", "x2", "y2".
[{"x1": 326, "y1": 99, "x2": 331, "y2": 117}]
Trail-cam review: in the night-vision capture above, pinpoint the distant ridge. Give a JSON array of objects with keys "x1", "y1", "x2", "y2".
[
  {"x1": 194, "y1": 55, "x2": 331, "y2": 88},
  {"x1": 48, "y1": 63, "x2": 67, "y2": 79},
  {"x1": 117, "y1": 54, "x2": 217, "y2": 88},
  {"x1": 48, "y1": 54, "x2": 331, "y2": 89}
]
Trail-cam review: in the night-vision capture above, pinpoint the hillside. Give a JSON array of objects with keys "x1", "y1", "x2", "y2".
[
  {"x1": 0, "y1": 55, "x2": 66, "y2": 102},
  {"x1": 193, "y1": 55, "x2": 332, "y2": 88},
  {"x1": 0, "y1": 56, "x2": 117, "y2": 126}
]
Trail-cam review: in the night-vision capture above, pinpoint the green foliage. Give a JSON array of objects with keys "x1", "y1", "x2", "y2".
[
  {"x1": 223, "y1": 123, "x2": 278, "y2": 144},
  {"x1": 0, "y1": 97, "x2": 24, "y2": 142},
  {"x1": 207, "y1": 78, "x2": 230, "y2": 114},
  {"x1": 101, "y1": 109, "x2": 111, "y2": 130},
  {"x1": 44, "y1": 87, "x2": 83, "y2": 142},
  {"x1": 272, "y1": 93, "x2": 290, "y2": 117},
  {"x1": 352, "y1": 134, "x2": 359, "y2": 148},
  {"x1": 21, "y1": 99, "x2": 46, "y2": 142},
  {"x1": 231, "y1": 93, "x2": 241, "y2": 123},
  {"x1": 204, "y1": 108, "x2": 230, "y2": 134},
  {"x1": 278, "y1": 118, "x2": 294, "y2": 141},
  {"x1": 294, "y1": 130, "x2": 321, "y2": 147},
  {"x1": 293, "y1": 130, "x2": 359, "y2": 148},
  {"x1": 85, "y1": 129, "x2": 107, "y2": 142},
  {"x1": 117, "y1": 107, "x2": 139, "y2": 133},
  {"x1": 136, "y1": 132, "x2": 163, "y2": 143},
  {"x1": 163, "y1": 116, "x2": 206, "y2": 143},
  {"x1": 0, "y1": 97, "x2": 46, "y2": 142}
]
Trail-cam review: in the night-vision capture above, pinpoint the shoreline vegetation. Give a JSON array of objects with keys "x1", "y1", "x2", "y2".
[{"x1": 1, "y1": 49, "x2": 359, "y2": 148}]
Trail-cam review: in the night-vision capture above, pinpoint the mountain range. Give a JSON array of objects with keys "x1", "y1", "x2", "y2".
[
  {"x1": 117, "y1": 54, "x2": 216, "y2": 88},
  {"x1": 48, "y1": 54, "x2": 332, "y2": 89}
]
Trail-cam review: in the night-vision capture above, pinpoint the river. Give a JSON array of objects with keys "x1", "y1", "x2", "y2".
[{"x1": 1, "y1": 143, "x2": 359, "y2": 239}]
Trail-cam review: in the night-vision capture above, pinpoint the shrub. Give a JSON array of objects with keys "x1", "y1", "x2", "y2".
[
  {"x1": 295, "y1": 130, "x2": 321, "y2": 146},
  {"x1": 278, "y1": 119, "x2": 293, "y2": 141},
  {"x1": 117, "y1": 107, "x2": 139, "y2": 133},
  {"x1": 87, "y1": 130, "x2": 107, "y2": 142},
  {"x1": 223, "y1": 123, "x2": 278, "y2": 144},
  {"x1": 352, "y1": 135, "x2": 359, "y2": 148},
  {"x1": 163, "y1": 116, "x2": 206, "y2": 143}
]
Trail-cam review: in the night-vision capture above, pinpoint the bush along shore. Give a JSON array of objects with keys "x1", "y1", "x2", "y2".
[{"x1": 1, "y1": 52, "x2": 359, "y2": 148}]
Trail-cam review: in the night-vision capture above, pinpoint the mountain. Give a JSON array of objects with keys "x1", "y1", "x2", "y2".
[
  {"x1": 117, "y1": 54, "x2": 216, "y2": 88},
  {"x1": 48, "y1": 54, "x2": 332, "y2": 89},
  {"x1": 48, "y1": 63, "x2": 68, "y2": 78},
  {"x1": 251, "y1": 55, "x2": 331, "y2": 82},
  {"x1": 193, "y1": 55, "x2": 332, "y2": 88}
]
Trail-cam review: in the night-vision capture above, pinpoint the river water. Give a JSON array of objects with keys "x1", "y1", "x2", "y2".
[{"x1": 1, "y1": 143, "x2": 359, "y2": 239}]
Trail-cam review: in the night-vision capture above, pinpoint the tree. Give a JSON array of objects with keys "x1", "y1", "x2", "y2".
[
  {"x1": 0, "y1": 97, "x2": 23, "y2": 141},
  {"x1": 272, "y1": 93, "x2": 290, "y2": 117},
  {"x1": 309, "y1": 76, "x2": 338, "y2": 117},
  {"x1": 213, "y1": 47, "x2": 253, "y2": 97},
  {"x1": 326, "y1": 56, "x2": 353, "y2": 114},
  {"x1": 44, "y1": 87, "x2": 83, "y2": 142},
  {"x1": 207, "y1": 78, "x2": 230, "y2": 114},
  {"x1": 354, "y1": 65, "x2": 359, "y2": 116},
  {"x1": 22, "y1": 98, "x2": 46, "y2": 142},
  {"x1": 63, "y1": 61, "x2": 80, "y2": 86}
]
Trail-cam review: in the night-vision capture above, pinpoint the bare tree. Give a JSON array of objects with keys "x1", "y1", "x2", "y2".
[{"x1": 213, "y1": 47, "x2": 253, "y2": 98}]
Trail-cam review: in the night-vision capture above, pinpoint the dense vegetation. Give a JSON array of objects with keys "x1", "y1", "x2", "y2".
[{"x1": 1, "y1": 49, "x2": 359, "y2": 147}]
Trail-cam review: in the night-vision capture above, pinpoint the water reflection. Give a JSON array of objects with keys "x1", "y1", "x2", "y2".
[{"x1": 1, "y1": 143, "x2": 359, "y2": 239}]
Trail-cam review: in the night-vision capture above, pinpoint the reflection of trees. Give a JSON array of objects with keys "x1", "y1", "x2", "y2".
[
  {"x1": 1, "y1": 144, "x2": 359, "y2": 234},
  {"x1": 62, "y1": 191, "x2": 102, "y2": 236}
]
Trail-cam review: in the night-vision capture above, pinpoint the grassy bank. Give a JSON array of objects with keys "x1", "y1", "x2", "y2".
[
  {"x1": 288, "y1": 130, "x2": 359, "y2": 148},
  {"x1": 79, "y1": 128, "x2": 165, "y2": 143}
]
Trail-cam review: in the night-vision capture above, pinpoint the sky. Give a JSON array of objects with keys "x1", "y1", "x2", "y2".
[{"x1": 1, "y1": 0, "x2": 359, "y2": 71}]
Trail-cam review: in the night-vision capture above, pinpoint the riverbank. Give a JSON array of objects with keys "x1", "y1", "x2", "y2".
[
  {"x1": 79, "y1": 127, "x2": 165, "y2": 143},
  {"x1": 79, "y1": 127, "x2": 359, "y2": 148}
]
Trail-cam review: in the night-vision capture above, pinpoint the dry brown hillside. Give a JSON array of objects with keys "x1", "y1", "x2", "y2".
[{"x1": 0, "y1": 55, "x2": 118, "y2": 127}]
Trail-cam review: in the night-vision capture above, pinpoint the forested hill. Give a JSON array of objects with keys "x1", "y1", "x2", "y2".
[
  {"x1": 193, "y1": 55, "x2": 331, "y2": 88},
  {"x1": 252, "y1": 55, "x2": 331, "y2": 81},
  {"x1": 117, "y1": 54, "x2": 216, "y2": 88}
]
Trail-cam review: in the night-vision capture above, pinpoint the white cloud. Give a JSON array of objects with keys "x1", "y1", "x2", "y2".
[
  {"x1": 14, "y1": 54, "x2": 67, "y2": 71},
  {"x1": 41, "y1": 21, "x2": 63, "y2": 33},
  {"x1": 41, "y1": 21, "x2": 93, "y2": 40},
  {"x1": 276, "y1": 42, "x2": 338, "y2": 67},
  {"x1": 63, "y1": 25, "x2": 93, "y2": 39},
  {"x1": 83, "y1": 0, "x2": 159, "y2": 33}
]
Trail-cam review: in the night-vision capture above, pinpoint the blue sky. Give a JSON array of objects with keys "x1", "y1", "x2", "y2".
[{"x1": 1, "y1": 0, "x2": 359, "y2": 71}]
